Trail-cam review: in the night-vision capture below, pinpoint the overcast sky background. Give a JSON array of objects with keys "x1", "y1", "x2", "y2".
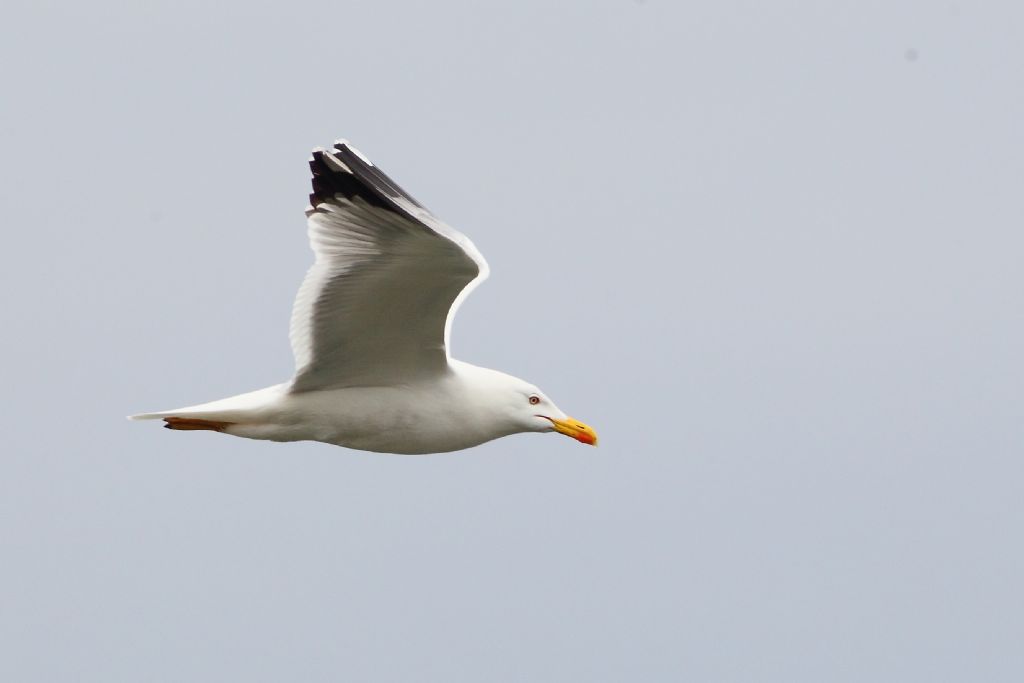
[{"x1": 2, "y1": 1, "x2": 1022, "y2": 681}]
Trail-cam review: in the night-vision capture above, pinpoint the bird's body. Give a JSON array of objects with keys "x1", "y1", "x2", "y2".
[
  {"x1": 132, "y1": 140, "x2": 596, "y2": 454},
  {"x1": 147, "y1": 362, "x2": 534, "y2": 454}
]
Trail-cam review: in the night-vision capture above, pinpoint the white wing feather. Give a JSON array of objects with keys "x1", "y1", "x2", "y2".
[{"x1": 288, "y1": 142, "x2": 489, "y2": 392}]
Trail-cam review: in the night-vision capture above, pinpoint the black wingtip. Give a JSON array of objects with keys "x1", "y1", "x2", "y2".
[
  {"x1": 329, "y1": 142, "x2": 426, "y2": 210},
  {"x1": 306, "y1": 147, "x2": 391, "y2": 213}
]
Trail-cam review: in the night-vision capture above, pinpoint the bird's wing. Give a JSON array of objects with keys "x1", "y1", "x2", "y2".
[{"x1": 288, "y1": 140, "x2": 489, "y2": 392}]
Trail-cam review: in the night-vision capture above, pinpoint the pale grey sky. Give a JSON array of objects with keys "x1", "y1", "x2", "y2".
[{"x1": 2, "y1": 1, "x2": 1023, "y2": 681}]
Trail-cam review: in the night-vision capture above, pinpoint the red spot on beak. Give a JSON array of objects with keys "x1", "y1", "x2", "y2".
[{"x1": 575, "y1": 431, "x2": 596, "y2": 445}]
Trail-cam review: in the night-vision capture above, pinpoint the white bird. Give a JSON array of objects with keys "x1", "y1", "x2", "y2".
[{"x1": 131, "y1": 140, "x2": 597, "y2": 454}]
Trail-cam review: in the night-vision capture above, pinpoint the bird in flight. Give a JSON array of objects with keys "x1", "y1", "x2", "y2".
[{"x1": 131, "y1": 140, "x2": 597, "y2": 454}]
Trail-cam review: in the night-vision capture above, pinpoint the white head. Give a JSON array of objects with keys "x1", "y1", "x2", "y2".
[{"x1": 461, "y1": 364, "x2": 598, "y2": 446}]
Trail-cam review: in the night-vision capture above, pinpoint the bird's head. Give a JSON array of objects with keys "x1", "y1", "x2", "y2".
[{"x1": 487, "y1": 372, "x2": 598, "y2": 447}]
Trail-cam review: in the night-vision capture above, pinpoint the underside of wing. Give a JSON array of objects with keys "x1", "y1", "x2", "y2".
[{"x1": 289, "y1": 141, "x2": 489, "y2": 392}]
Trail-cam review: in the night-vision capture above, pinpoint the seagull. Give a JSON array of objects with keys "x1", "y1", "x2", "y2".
[{"x1": 131, "y1": 140, "x2": 597, "y2": 454}]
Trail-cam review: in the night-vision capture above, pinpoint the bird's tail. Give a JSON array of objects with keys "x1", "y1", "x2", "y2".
[
  {"x1": 128, "y1": 412, "x2": 234, "y2": 431},
  {"x1": 128, "y1": 385, "x2": 283, "y2": 431}
]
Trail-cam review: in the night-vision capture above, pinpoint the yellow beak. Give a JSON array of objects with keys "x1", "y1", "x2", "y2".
[{"x1": 547, "y1": 416, "x2": 598, "y2": 446}]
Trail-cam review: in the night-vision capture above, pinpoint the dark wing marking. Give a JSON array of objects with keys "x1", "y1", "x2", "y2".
[{"x1": 306, "y1": 140, "x2": 426, "y2": 219}]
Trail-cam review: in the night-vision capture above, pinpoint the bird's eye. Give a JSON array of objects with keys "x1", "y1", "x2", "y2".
[{"x1": 528, "y1": 395, "x2": 541, "y2": 405}]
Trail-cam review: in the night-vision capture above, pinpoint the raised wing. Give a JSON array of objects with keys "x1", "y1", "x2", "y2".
[{"x1": 288, "y1": 141, "x2": 489, "y2": 392}]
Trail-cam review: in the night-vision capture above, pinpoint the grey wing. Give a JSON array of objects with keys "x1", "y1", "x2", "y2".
[{"x1": 288, "y1": 141, "x2": 489, "y2": 392}]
